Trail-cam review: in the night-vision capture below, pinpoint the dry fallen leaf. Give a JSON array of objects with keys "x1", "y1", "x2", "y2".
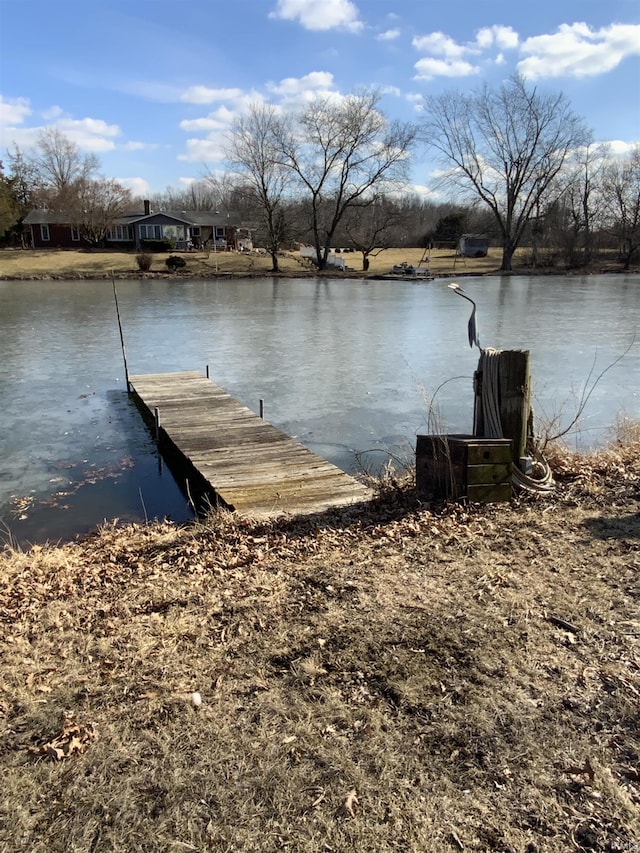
[
  {"x1": 336, "y1": 788, "x2": 359, "y2": 818},
  {"x1": 29, "y1": 720, "x2": 97, "y2": 761}
]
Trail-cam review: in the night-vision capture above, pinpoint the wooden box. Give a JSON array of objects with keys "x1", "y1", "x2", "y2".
[{"x1": 416, "y1": 434, "x2": 512, "y2": 503}]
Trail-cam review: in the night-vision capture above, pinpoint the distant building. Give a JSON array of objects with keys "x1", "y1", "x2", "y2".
[
  {"x1": 23, "y1": 201, "x2": 251, "y2": 251},
  {"x1": 457, "y1": 234, "x2": 489, "y2": 258},
  {"x1": 299, "y1": 245, "x2": 346, "y2": 270}
]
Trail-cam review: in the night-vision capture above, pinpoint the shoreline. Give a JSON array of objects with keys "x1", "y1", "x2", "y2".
[{"x1": 1, "y1": 266, "x2": 637, "y2": 282}]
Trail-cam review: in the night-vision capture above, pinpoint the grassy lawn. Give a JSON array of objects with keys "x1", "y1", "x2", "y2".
[
  {"x1": 0, "y1": 246, "x2": 517, "y2": 279},
  {"x1": 1, "y1": 436, "x2": 639, "y2": 852}
]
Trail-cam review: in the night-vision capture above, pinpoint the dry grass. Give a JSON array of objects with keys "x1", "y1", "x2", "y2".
[
  {"x1": 1, "y1": 244, "x2": 632, "y2": 281},
  {"x1": 0, "y1": 248, "x2": 305, "y2": 279},
  {"x1": 0, "y1": 245, "x2": 533, "y2": 280},
  {"x1": 1, "y1": 433, "x2": 639, "y2": 852}
]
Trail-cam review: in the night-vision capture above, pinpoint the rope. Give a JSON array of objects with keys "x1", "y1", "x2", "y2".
[{"x1": 477, "y1": 348, "x2": 554, "y2": 494}]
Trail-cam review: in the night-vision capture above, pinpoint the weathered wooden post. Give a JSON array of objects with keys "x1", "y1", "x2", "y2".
[{"x1": 473, "y1": 349, "x2": 531, "y2": 465}]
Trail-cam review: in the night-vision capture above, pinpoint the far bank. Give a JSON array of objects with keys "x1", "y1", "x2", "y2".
[{"x1": 1, "y1": 246, "x2": 637, "y2": 281}]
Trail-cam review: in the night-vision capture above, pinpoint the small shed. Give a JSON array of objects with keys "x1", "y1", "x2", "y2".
[{"x1": 458, "y1": 234, "x2": 489, "y2": 258}]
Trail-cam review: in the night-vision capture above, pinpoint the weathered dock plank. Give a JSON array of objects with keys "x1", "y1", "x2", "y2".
[{"x1": 129, "y1": 371, "x2": 373, "y2": 517}]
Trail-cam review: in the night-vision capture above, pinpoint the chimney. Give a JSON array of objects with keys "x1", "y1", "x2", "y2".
[{"x1": 144, "y1": 199, "x2": 150, "y2": 216}]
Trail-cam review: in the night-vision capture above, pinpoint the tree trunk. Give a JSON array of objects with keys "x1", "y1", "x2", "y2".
[
  {"x1": 500, "y1": 243, "x2": 515, "y2": 271},
  {"x1": 270, "y1": 251, "x2": 279, "y2": 272}
]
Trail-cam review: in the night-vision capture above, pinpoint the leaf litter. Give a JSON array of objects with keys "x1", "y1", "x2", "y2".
[{"x1": 0, "y1": 430, "x2": 638, "y2": 852}]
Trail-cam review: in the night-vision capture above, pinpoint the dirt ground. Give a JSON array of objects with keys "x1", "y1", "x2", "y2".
[{"x1": 1, "y1": 435, "x2": 638, "y2": 852}]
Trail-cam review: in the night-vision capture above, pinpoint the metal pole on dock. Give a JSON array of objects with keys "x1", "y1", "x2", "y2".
[
  {"x1": 154, "y1": 407, "x2": 161, "y2": 442},
  {"x1": 112, "y1": 275, "x2": 130, "y2": 391},
  {"x1": 259, "y1": 399, "x2": 264, "y2": 419}
]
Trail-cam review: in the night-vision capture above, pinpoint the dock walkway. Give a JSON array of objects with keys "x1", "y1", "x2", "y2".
[{"x1": 129, "y1": 371, "x2": 373, "y2": 517}]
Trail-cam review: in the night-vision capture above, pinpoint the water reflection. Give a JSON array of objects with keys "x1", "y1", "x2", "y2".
[{"x1": 0, "y1": 274, "x2": 637, "y2": 546}]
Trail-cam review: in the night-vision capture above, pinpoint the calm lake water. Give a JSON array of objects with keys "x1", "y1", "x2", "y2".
[{"x1": 1, "y1": 274, "x2": 638, "y2": 546}]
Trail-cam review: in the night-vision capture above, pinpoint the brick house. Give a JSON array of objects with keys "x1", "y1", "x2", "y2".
[{"x1": 23, "y1": 201, "x2": 251, "y2": 251}]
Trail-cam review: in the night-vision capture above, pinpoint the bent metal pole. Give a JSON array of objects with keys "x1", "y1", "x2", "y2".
[{"x1": 112, "y1": 273, "x2": 130, "y2": 391}]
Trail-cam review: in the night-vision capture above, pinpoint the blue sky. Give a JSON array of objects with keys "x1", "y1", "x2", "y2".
[{"x1": 1, "y1": 0, "x2": 639, "y2": 197}]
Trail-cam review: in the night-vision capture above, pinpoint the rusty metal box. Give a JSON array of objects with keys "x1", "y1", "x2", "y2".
[{"x1": 416, "y1": 434, "x2": 512, "y2": 503}]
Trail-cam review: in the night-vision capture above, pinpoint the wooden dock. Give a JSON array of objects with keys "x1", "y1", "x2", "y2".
[{"x1": 129, "y1": 371, "x2": 373, "y2": 517}]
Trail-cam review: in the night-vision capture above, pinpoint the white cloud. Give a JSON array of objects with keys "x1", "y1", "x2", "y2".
[
  {"x1": 518, "y1": 22, "x2": 640, "y2": 79},
  {"x1": 1, "y1": 113, "x2": 122, "y2": 153},
  {"x1": 475, "y1": 25, "x2": 518, "y2": 51},
  {"x1": 494, "y1": 25, "x2": 519, "y2": 49},
  {"x1": 180, "y1": 105, "x2": 237, "y2": 133},
  {"x1": 269, "y1": 0, "x2": 363, "y2": 33},
  {"x1": 411, "y1": 24, "x2": 519, "y2": 79},
  {"x1": 0, "y1": 95, "x2": 31, "y2": 125},
  {"x1": 41, "y1": 105, "x2": 63, "y2": 121},
  {"x1": 267, "y1": 71, "x2": 335, "y2": 96},
  {"x1": 179, "y1": 137, "x2": 226, "y2": 163},
  {"x1": 176, "y1": 72, "x2": 344, "y2": 166},
  {"x1": 121, "y1": 141, "x2": 158, "y2": 151},
  {"x1": 377, "y1": 28, "x2": 400, "y2": 42},
  {"x1": 117, "y1": 176, "x2": 150, "y2": 196},
  {"x1": 405, "y1": 182, "x2": 439, "y2": 200},
  {"x1": 180, "y1": 85, "x2": 244, "y2": 104},
  {"x1": 0, "y1": 126, "x2": 40, "y2": 149},
  {"x1": 266, "y1": 71, "x2": 342, "y2": 106},
  {"x1": 412, "y1": 32, "x2": 467, "y2": 59},
  {"x1": 414, "y1": 57, "x2": 479, "y2": 80},
  {"x1": 55, "y1": 117, "x2": 121, "y2": 152},
  {"x1": 605, "y1": 139, "x2": 640, "y2": 157}
]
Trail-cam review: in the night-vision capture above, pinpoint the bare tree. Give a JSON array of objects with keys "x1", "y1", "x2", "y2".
[
  {"x1": 152, "y1": 179, "x2": 221, "y2": 212},
  {"x1": 6, "y1": 130, "x2": 100, "y2": 215},
  {"x1": 32, "y1": 128, "x2": 99, "y2": 206},
  {"x1": 0, "y1": 161, "x2": 20, "y2": 241},
  {"x1": 603, "y1": 145, "x2": 640, "y2": 270},
  {"x1": 227, "y1": 104, "x2": 291, "y2": 272},
  {"x1": 200, "y1": 172, "x2": 247, "y2": 213},
  {"x1": 69, "y1": 177, "x2": 132, "y2": 247},
  {"x1": 6, "y1": 144, "x2": 47, "y2": 214},
  {"x1": 556, "y1": 142, "x2": 609, "y2": 267},
  {"x1": 275, "y1": 90, "x2": 417, "y2": 269},
  {"x1": 421, "y1": 74, "x2": 589, "y2": 271},
  {"x1": 341, "y1": 196, "x2": 401, "y2": 270}
]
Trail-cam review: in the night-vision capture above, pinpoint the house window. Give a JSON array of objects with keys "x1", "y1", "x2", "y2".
[
  {"x1": 139, "y1": 224, "x2": 162, "y2": 240},
  {"x1": 107, "y1": 225, "x2": 133, "y2": 241},
  {"x1": 41, "y1": 224, "x2": 50, "y2": 241},
  {"x1": 71, "y1": 226, "x2": 80, "y2": 241},
  {"x1": 215, "y1": 227, "x2": 225, "y2": 239},
  {"x1": 191, "y1": 227, "x2": 201, "y2": 237}
]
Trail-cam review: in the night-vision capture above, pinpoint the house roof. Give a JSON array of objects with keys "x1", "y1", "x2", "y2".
[
  {"x1": 24, "y1": 208, "x2": 242, "y2": 227},
  {"x1": 118, "y1": 211, "x2": 195, "y2": 226},
  {"x1": 24, "y1": 209, "x2": 66, "y2": 225}
]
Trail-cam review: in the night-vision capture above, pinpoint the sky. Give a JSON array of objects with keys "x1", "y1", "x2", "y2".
[{"x1": 1, "y1": 0, "x2": 639, "y2": 198}]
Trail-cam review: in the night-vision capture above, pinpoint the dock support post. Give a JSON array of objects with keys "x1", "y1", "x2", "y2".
[
  {"x1": 474, "y1": 349, "x2": 530, "y2": 465},
  {"x1": 259, "y1": 399, "x2": 264, "y2": 419},
  {"x1": 206, "y1": 365, "x2": 209, "y2": 379},
  {"x1": 154, "y1": 407, "x2": 161, "y2": 443}
]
